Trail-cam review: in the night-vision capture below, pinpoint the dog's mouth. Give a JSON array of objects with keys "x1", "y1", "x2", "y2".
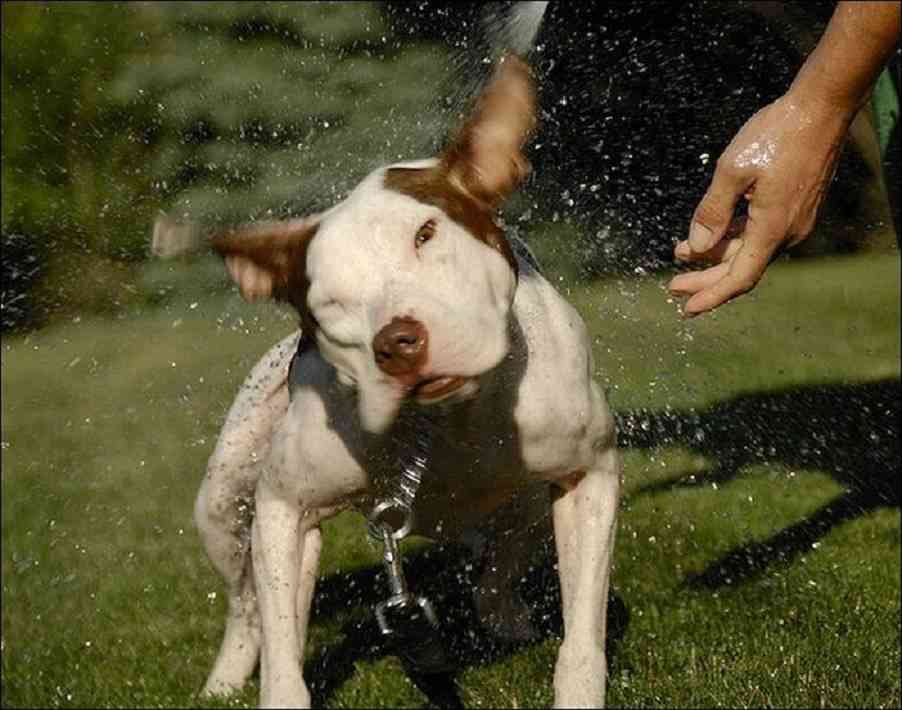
[{"x1": 411, "y1": 375, "x2": 476, "y2": 403}]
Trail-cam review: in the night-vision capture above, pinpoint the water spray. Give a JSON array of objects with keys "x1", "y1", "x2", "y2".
[{"x1": 497, "y1": 1, "x2": 549, "y2": 57}]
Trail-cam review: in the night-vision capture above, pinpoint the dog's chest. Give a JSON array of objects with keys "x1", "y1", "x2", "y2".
[{"x1": 358, "y1": 408, "x2": 530, "y2": 538}]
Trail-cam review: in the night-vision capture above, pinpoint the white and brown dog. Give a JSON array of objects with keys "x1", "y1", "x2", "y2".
[{"x1": 194, "y1": 56, "x2": 620, "y2": 708}]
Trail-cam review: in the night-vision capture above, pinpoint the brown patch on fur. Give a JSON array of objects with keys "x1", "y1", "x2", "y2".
[
  {"x1": 384, "y1": 167, "x2": 519, "y2": 276},
  {"x1": 383, "y1": 55, "x2": 536, "y2": 278},
  {"x1": 211, "y1": 216, "x2": 320, "y2": 337},
  {"x1": 553, "y1": 470, "x2": 587, "y2": 494},
  {"x1": 440, "y1": 55, "x2": 536, "y2": 208}
]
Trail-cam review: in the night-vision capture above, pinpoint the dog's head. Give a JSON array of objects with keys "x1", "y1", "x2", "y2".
[{"x1": 213, "y1": 55, "x2": 536, "y2": 433}]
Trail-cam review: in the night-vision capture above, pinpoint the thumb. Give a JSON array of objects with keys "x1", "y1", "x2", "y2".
[{"x1": 689, "y1": 164, "x2": 750, "y2": 253}]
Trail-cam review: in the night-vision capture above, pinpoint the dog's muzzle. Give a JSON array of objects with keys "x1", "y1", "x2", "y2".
[
  {"x1": 373, "y1": 317, "x2": 428, "y2": 382},
  {"x1": 372, "y1": 316, "x2": 479, "y2": 404}
]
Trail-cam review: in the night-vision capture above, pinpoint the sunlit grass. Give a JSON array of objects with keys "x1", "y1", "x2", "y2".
[{"x1": 2, "y1": 250, "x2": 899, "y2": 707}]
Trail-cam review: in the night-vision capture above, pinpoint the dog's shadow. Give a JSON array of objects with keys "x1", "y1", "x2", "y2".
[
  {"x1": 306, "y1": 539, "x2": 629, "y2": 709},
  {"x1": 618, "y1": 378, "x2": 900, "y2": 589}
]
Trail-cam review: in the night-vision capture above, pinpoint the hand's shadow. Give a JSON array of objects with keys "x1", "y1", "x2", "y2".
[
  {"x1": 617, "y1": 378, "x2": 900, "y2": 588},
  {"x1": 306, "y1": 539, "x2": 628, "y2": 708}
]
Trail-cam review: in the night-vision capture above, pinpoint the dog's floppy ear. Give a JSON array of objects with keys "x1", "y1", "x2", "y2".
[
  {"x1": 441, "y1": 54, "x2": 537, "y2": 209},
  {"x1": 211, "y1": 215, "x2": 320, "y2": 318}
]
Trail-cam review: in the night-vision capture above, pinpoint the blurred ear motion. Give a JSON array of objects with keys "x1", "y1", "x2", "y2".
[
  {"x1": 441, "y1": 53, "x2": 537, "y2": 208},
  {"x1": 211, "y1": 216, "x2": 319, "y2": 319}
]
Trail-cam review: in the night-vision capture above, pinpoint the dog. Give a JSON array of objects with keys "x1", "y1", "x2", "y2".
[{"x1": 194, "y1": 55, "x2": 620, "y2": 708}]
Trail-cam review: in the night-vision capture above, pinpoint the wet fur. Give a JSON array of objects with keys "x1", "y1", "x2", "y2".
[{"x1": 194, "y1": 56, "x2": 620, "y2": 709}]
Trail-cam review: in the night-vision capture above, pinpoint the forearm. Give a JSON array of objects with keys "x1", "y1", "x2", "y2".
[{"x1": 790, "y1": 1, "x2": 901, "y2": 116}]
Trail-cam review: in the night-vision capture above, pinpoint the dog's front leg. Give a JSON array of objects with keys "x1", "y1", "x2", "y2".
[
  {"x1": 551, "y1": 447, "x2": 620, "y2": 708},
  {"x1": 252, "y1": 479, "x2": 313, "y2": 709},
  {"x1": 295, "y1": 525, "x2": 322, "y2": 667}
]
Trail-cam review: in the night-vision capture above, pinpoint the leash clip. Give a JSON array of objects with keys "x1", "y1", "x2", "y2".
[
  {"x1": 370, "y1": 516, "x2": 452, "y2": 673},
  {"x1": 367, "y1": 499, "x2": 414, "y2": 543},
  {"x1": 365, "y1": 420, "x2": 452, "y2": 672}
]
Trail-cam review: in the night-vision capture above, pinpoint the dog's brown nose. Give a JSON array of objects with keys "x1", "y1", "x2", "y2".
[{"x1": 373, "y1": 317, "x2": 427, "y2": 378}]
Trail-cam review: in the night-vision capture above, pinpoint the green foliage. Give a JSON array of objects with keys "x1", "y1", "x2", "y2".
[
  {"x1": 1, "y1": 2, "x2": 452, "y2": 329},
  {"x1": 2, "y1": 3, "x2": 159, "y2": 329},
  {"x1": 2, "y1": 2, "x2": 155, "y2": 256},
  {"x1": 111, "y1": 2, "x2": 452, "y2": 227}
]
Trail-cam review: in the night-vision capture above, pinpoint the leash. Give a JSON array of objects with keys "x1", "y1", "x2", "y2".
[{"x1": 366, "y1": 423, "x2": 454, "y2": 674}]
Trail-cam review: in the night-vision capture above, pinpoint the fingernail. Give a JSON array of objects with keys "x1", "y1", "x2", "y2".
[
  {"x1": 680, "y1": 296, "x2": 703, "y2": 318},
  {"x1": 673, "y1": 241, "x2": 690, "y2": 261},
  {"x1": 669, "y1": 273, "x2": 693, "y2": 294},
  {"x1": 688, "y1": 222, "x2": 715, "y2": 252},
  {"x1": 681, "y1": 306, "x2": 699, "y2": 319}
]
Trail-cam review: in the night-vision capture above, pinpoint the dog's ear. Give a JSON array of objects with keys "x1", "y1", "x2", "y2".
[
  {"x1": 441, "y1": 54, "x2": 537, "y2": 209},
  {"x1": 211, "y1": 216, "x2": 320, "y2": 317}
]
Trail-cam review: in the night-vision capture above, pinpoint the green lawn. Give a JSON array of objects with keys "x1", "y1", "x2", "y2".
[{"x1": 2, "y1": 250, "x2": 899, "y2": 708}]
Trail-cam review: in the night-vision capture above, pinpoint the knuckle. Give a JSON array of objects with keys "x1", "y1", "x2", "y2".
[
  {"x1": 693, "y1": 199, "x2": 731, "y2": 229},
  {"x1": 714, "y1": 153, "x2": 735, "y2": 172},
  {"x1": 733, "y1": 273, "x2": 759, "y2": 294},
  {"x1": 714, "y1": 153, "x2": 744, "y2": 180}
]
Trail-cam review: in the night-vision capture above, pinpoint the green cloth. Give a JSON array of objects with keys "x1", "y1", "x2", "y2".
[{"x1": 872, "y1": 67, "x2": 899, "y2": 158}]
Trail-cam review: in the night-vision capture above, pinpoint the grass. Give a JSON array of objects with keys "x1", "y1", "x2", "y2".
[{"x1": 2, "y1": 248, "x2": 900, "y2": 708}]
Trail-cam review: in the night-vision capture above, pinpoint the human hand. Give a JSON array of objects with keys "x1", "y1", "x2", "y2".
[{"x1": 669, "y1": 92, "x2": 851, "y2": 316}]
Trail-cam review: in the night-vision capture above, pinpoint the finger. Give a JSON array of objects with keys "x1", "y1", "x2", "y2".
[
  {"x1": 674, "y1": 235, "x2": 743, "y2": 264},
  {"x1": 688, "y1": 164, "x2": 751, "y2": 253},
  {"x1": 668, "y1": 262, "x2": 730, "y2": 296},
  {"x1": 682, "y1": 231, "x2": 779, "y2": 316},
  {"x1": 676, "y1": 216, "x2": 747, "y2": 262}
]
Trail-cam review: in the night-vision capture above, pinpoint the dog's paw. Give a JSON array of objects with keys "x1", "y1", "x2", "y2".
[
  {"x1": 261, "y1": 680, "x2": 311, "y2": 709},
  {"x1": 201, "y1": 669, "x2": 252, "y2": 699}
]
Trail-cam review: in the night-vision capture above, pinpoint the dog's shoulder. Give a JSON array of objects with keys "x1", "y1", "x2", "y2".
[
  {"x1": 512, "y1": 256, "x2": 590, "y2": 378},
  {"x1": 508, "y1": 258, "x2": 610, "y2": 467}
]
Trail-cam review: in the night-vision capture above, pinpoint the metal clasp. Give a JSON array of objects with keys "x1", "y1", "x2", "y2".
[
  {"x1": 367, "y1": 499, "x2": 414, "y2": 543},
  {"x1": 368, "y1": 503, "x2": 452, "y2": 672}
]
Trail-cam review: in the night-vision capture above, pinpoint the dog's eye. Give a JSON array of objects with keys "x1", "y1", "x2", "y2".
[{"x1": 414, "y1": 219, "x2": 437, "y2": 249}]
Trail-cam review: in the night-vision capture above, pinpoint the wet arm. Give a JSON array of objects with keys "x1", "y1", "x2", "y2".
[{"x1": 790, "y1": 1, "x2": 901, "y2": 117}]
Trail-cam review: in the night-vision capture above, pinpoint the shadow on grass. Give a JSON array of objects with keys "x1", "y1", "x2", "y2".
[
  {"x1": 302, "y1": 380, "x2": 897, "y2": 705},
  {"x1": 307, "y1": 541, "x2": 628, "y2": 709},
  {"x1": 617, "y1": 378, "x2": 900, "y2": 589}
]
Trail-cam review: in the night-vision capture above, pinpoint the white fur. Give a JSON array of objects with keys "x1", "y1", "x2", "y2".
[
  {"x1": 195, "y1": 162, "x2": 620, "y2": 708},
  {"x1": 305, "y1": 165, "x2": 516, "y2": 434}
]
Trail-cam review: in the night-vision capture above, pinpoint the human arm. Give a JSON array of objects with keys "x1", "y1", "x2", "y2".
[{"x1": 670, "y1": 1, "x2": 901, "y2": 316}]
